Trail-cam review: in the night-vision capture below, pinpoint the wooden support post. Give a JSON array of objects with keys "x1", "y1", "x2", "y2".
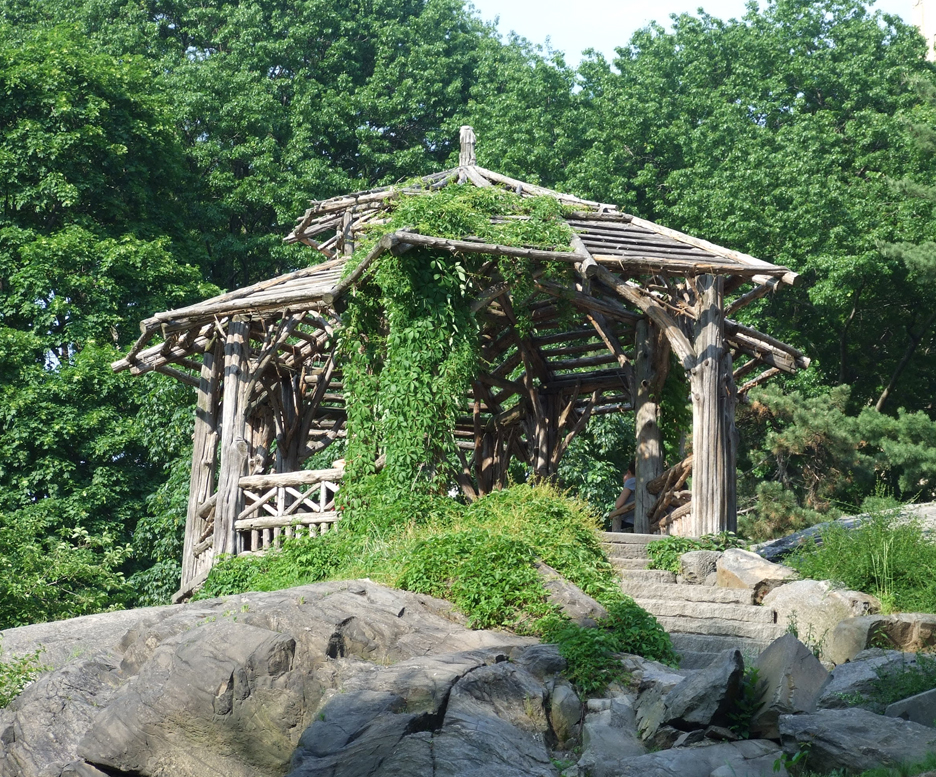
[
  {"x1": 634, "y1": 320, "x2": 669, "y2": 534},
  {"x1": 688, "y1": 276, "x2": 737, "y2": 536},
  {"x1": 215, "y1": 317, "x2": 251, "y2": 557},
  {"x1": 181, "y1": 343, "x2": 222, "y2": 589}
]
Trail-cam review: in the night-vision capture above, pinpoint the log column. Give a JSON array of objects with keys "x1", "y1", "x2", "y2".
[
  {"x1": 215, "y1": 317, "x2": 251, "y2": 557},
  {"x1": 689, "y1": 275, "x2": 737, "y2": 536},
  {"x1": 634, "y1": 320, "x2": 669, "y2": 534},
  {"x1": 181, "y1": 342, "x2": 222, "y2": 589}
]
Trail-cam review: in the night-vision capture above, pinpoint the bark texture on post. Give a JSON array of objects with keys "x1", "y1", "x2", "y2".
[
  {"x1": 689, "y1": 276, "x2": 737, "y2": 536},
  {"x1": 215, "y1": 317, "x2": 251, "y2": 557},
  {"x1": 634, "y1": 320, "x2": 670, "y2": 534},
  {"x1": 181, "y1": 343, "x2": 222, "y2": 588}
]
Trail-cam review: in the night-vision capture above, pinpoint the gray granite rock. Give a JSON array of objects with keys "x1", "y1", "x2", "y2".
[
  {"x1": 752, "y1": 634, "x2": 828, "y2": 739},
  {"x1": 663, "y1": 649, "x2": 744, "y2": 730},
  {"x1": 779, "y1": 708, "x2": 936, "y2": 773},
  {"x1": 679, "y1": 551, "x2": 722, "y2": 585},
  {"x1": 885, "y1": 687, "x2": 936, "y2": 728}
]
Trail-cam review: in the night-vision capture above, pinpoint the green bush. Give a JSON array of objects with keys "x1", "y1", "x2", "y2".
[
  {"x1": 0, "y1": 640, "x2": 46, "y2": 708},
  {"x1": 197, "y1": 481, "x2": 676, "y2": 693},
  {"x1": 646, "y1": 532, "x2": 747, "y2": 574},
  {"x1": 786, "y1": 507, "x2": 936, "y2": 614}
]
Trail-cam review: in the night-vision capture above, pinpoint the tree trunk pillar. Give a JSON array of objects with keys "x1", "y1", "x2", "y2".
[
  {"x1": 634, "y1": 319, "x2": 669, "y2": 534},
  {"x1": 215, "y1": 317, "x2": 251, "y2": 557},
  {"x1": 181, "y1": 342, "x2": 223, "y2": 589},
  {"x1": 689, "y1": 275, "x2": 737, "y2": 536}
]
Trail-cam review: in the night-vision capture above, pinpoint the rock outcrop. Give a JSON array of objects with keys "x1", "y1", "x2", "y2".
[{"x1": 3, "y1": 582, "x2": 936, "y2": 777}]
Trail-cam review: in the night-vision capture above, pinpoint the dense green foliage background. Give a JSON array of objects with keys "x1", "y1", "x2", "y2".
[{"x1": 2, "y1": 0, "x2": 936, "y2": 625}]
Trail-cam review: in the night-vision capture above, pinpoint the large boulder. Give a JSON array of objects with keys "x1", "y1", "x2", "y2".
[
  {"x1": 752, "y1": 634, "x2": 828, "y2": 739},
  {"x1": 779, "y1": 708, "x2": 936, "y2": 773},
  {"x1": 827, "y1": 613, "x2": 936, "y2": 665},
  {"x1": 716, "y1": 549, "x2": 796, "y2": 604},
  {"x1": 662, "y1": 649, "x2": 744, "y2": 731},
  {"x1": 885, "y1": 687, "x2": 936, "y2": 728},
  {"x1": 816, "y1": 650, "x2": 918, "y2": 710},
  {"x1": 582, "y1": 739, "x2": 785, "y2": 777},
  {"x1": 761, "y1": 580, "x2": 880, "y2": 661},
  {"x1": 679, "y1": 551, "x2": 722, "y2": 585},
  {"x1": 576, "y1": 695, "x2": 646, "y2": 777},
  {"x1": 0, "y1": 580, "x2": 538, "y2": 777},
  {"x1": 534, "y1": 562, "x2": 608, "y2": 627}
]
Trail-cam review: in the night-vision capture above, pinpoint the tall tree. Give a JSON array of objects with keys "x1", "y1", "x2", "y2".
[
  {"x1": 0, "y1": 25, "x2": 207, "y2": 625},
  {"x1": 565, "y1": 0, "x2": 936, "y2": 415}
]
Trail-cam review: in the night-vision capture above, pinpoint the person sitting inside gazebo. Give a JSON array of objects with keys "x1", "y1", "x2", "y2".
[{"x1": 608, "y1": 460, "x2": 636, "y2": 532}]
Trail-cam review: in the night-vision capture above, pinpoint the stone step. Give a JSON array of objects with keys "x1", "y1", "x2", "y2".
[
  {"x1": 617, "y1": 568, "x2": 676, "y2": 585},
  {"x1": 609, "y1": 557, "x2": 651, "y2": 571},
  {"x1": 602, "y1": 543, "x2": 650, "y2": 559},
  {"x1": 599, "y1": 531, "x2": 661, "y2": 545},
  {"x1": 634, "y1": 598, "x2": 777, "y2": 625},
  {"x1": 620, "y1": 580, "x2": 755, "y2": 605},
  {"x1": 670, "y1": 633, "x2": 777, "y2": 668},
  {"x1": 656, "y1": 615, "x2": 788, "y2": 643}
]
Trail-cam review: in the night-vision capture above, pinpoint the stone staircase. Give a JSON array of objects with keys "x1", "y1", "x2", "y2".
[{"x1": 601, "y1": 532, "x2": 787, "y2": 669}]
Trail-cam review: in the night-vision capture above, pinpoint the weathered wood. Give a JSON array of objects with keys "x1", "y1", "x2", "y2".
[
  {"x1": 593, "y1": 265, "x2": 695, "y2": 370},
  {"x1": 235, "y1": 512, "x2": 340, "y2": 531},
  {"x1": 534, "y1": 279, "x2": 642, "y2": 325},
  {"x1": 387, "y1": 231, "x2": 578, "y2": 264},
  {"x1": 634, "y1": 320, "x2": 669, "y2": 534},
  {"x1": 647, "y1": 455, "x2": 693, "y2": 496},
  {"x1": 237, "y1": 467, "x2": 344, "y2": 490},
  {"x1": 688, "y1": 276, "x2": 737, "y2": 536},
  {"x1": 738, "y1": 367, "x2": 780, "y2": 395},
  {"x1": 459, "y1": 126, "x2": 477, "y2": 166},
  {"x1": 627, "y1": 215, "x2": 799, "y2": 287},
  {"x1": 214, "y1": 317, "x2": 251, "y2": 557},
  {"x1": 181, "y1": 343, "x2": 223, "y2": 588},
  {"x1": 726, "y1": 281, "x2": 778, "y2": 317}
]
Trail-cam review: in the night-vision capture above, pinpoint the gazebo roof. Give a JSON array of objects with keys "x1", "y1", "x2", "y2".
[{"x1": 113, "y1": 130, "x2": 803, "y2": 384}]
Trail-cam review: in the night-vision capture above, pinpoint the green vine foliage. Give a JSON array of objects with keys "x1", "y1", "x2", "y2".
[
  {"x1": 646, "y1": 532, "x2": 747, "y2": 574},
  {"x1": 338, "y1": 183, "x2": 574, "y2": 510}
]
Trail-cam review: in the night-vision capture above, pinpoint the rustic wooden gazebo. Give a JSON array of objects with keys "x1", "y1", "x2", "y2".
[{"x1": 114, "y1": 127, "x2": 807, "y2": 598}]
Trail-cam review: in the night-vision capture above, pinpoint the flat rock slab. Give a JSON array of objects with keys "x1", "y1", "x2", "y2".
[
  {"x1": 779, "y1": 708, "x2": 936, "y2": 773},
  {"x1": 885, "y1": 687, "x2": 936, "y2": 727},
  {"x1": 0, "y1": 581, "x2": 537, "y2": 777},
  {"x1": 585, "y1": 739, "x2": 784, "y2": 777},
  {"x1": 816, "y1": 650, "x2": 918, "y2": 710}
]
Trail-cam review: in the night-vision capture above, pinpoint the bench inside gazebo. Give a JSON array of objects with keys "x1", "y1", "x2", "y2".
[{"x1": 113, "y1": 127, "x2": 807, "y2": 599}]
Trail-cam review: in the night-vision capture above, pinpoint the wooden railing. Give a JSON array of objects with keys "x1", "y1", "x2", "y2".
[{"x1": 234, "y1": 467, "x2": 342, "y2": 553}]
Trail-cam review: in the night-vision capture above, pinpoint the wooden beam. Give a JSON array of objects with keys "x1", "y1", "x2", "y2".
[{"x1": 592, "y1": 265, "x2": 695, "y2": 370}]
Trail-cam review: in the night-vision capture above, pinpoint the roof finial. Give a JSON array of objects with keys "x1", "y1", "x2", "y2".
[{"x1": 459, "y1": 125, "x2": 476, "y2": 166}]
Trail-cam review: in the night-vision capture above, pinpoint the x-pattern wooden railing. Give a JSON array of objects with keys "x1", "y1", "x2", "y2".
[{"x1": 233, "y1": 467, "x2": 342, "y2": 553}]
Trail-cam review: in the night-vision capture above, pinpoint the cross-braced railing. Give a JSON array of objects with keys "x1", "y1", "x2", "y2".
[{"x1": 234, "y1": 467, "x2": 342, "y2": 553}]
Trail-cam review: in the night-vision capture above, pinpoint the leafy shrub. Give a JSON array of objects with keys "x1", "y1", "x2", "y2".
[
  {"x1": 197, "y1": 482, "x2": 676, "y2": 693},
  {"x1": 786, "y1": 507, "x2": 936, "y2": 614},
  {"x1": 646, "y1": 532, "x2": 747, "y2": 574},
  {"x1": 540, "y1": 600, "x2": 677, "y2": 696},
  {"x1": 728, "y1": 666, "x2": 766, "y2": 738},
  {"x1": 0, "y1": 640, "x2": 46, "y2": 708}
]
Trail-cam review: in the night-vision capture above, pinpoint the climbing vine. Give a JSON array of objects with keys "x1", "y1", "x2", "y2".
[{"x1": 337, "y1": 182, "x2": 575, "y2": 515}]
